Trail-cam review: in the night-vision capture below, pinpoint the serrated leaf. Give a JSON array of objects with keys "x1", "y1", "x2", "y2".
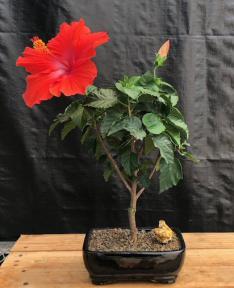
[
  {"x1": 165, "y1": 124, "x2": 181, "y2": 146},
  {"x1": 86, "y1": 88, "x2": 118, "y2": 109},
  {"x1": 121, "y1": 75, "x2": 141, "y2": 87},
  {"x1": 140, "y1": 88, "x2": 160, "y2": 97},
  {"x1": 115, "y1": 83, "x2": 141, "y2": 100},
  {"x1": 86, "y1": 98, "x2": 117, "y2": 109},
  {"x1": 61, "y1": 121, "x2": 77, "y2": 140},
  {"x1": 170, "y1": 93, "x2": 179, "y2": 106},
  {"x1": 159, "y1": 158, "x2": 183, "y2": 193},
  {"x1": 86, "y1": 85, "x2": 97, "y2": 94},
  {"x1": 58, "y1": 101, "x2": 88, "y2": 129},
  {"x1": 120, "y1": 150, "x2": 138, "y2": 176},
  {"x1": 70, "y1": 105, "x2": 84, "y2": 126},
  {"x1": 139, "y1": 88, "x2": 167, "y2": 105},
  {"x1": 167, "y1": 107, "x2": 189, "y2": 139},
  {"x1": 152, "y1": 134, "x2": 174, "y2": 164},
  {"x1": 144, "y1": 136, "x2": 155, "y2": 155},
  {"x1": 100, "y1": 111, "x2": 123, "y2": 136},
  {"x1": 64, "y1": 101, "x2": 81, "y2": 117},
  {"x1": 81, "y1": 126, "x2": 91, "y2": 144},
  {"x1": 49, "y1": 120, "x2": 60, "y2": 136},
  {"x1": 108, "y1": 116, "x2": 146, "y2": 140},
  {"x1": 140, "y1": 174, "x2": 151, "y2": 188},
  {"x1": 142, "y1": 113, "x2": 165, "y2": 135},
  {"x1": 107, "y1": 118, "x2": 126, "y2": 136},
  {"x1": 124, "y1": 117, "x2": 146, "y2": 140},
  {"x1": 57, "y1": 113, "x2": 70, "y2": 123},
  {"x1": 179, "y1": 151, "x2": 199, "y2": 163},
  {"x1": 139, "y1": 72, "x2": 155, "y2": 85}
]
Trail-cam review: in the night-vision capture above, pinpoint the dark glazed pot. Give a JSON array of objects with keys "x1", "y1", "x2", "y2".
[{"x1": 83, "y1": 228, "x2": 185, "y2": 285}]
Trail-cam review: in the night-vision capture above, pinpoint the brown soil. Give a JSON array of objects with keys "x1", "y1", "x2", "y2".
[{"x1": 88, "y1": 228, "x2": 181, "y2": 252}]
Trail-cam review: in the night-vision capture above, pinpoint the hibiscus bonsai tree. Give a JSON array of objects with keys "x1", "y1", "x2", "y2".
[{"x1": 17, "y1": 19, "x2": 194, "y2": 242}]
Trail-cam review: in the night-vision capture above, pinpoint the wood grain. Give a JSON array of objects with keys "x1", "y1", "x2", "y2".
[
  {"x1": 11, "y1": 234, "x2": 85, "y2": 252},
  {"x1": 1, "y1": 233, "x2": 234, "y2": 287},
  {"x1": 11, "y1": 233, "x2": 234, "y2": 252}
]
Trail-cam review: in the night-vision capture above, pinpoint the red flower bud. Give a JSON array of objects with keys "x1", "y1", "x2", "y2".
[{"x1": 158, "y1": 40, "x2": 170, "y2": 58}]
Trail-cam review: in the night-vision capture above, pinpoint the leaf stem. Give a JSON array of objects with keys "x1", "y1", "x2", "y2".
[
  {"x1": 128, "y1": 98, "x2": 132, "y2": 117},
  {"x1": 153, "y1": 67, "x2": 157, "y2": 79},
  {"x1": 118, "y1": 100, "x2": 128, "y2": 108}
]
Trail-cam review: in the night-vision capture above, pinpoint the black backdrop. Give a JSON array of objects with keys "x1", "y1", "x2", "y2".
[{"x1": 0, "y1": 0, "x2": 234, "y2": 240}]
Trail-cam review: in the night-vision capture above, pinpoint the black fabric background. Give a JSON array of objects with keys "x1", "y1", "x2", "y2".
[{"x1": 0, "y1": 0, "x2": 234, "y2": 239}]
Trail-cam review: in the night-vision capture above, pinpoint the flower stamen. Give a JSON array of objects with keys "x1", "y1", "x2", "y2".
[{"x1": 31, "y1": 36, "x2": 49, "y2": 53}]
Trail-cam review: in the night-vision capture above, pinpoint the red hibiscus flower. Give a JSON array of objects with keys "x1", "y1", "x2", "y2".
[{"x1": 16, "y1": 19, "x2": 109, "y2": 107}]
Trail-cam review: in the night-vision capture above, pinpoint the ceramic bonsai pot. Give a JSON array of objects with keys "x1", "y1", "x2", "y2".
[{"x1": 83, "y1": 227, "x2": 185, "y2": 285}]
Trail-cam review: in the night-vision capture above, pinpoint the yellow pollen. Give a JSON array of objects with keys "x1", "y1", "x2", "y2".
[{"x1": 31, "y1": 36, "x2": 49, "y2": 53}]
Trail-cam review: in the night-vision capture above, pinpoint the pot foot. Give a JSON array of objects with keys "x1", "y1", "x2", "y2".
[
  {"x1": 91, "y1": 277, "x2": 114, "y2": 285},
  {"x1": 151, "y1": 276, "x2": 176, "y2": 284}
]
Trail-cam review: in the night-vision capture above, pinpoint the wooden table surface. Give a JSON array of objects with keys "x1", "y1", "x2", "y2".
[{"x1": 0, "y1": 233, "x2": 234, "y2": 287}]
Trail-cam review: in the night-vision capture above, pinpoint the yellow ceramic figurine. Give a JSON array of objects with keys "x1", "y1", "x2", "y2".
[{"x1": 154, "y1": 220, "x2": 173, "y2": 244}]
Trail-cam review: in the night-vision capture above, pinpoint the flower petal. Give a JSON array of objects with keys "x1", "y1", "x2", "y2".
[
  {"x1": 23, "y1": 73, "x2": 53, "y2": 107},
  {"x1": 17, "y1": 19, "x2": 109, "y2": 107},
  {"x1": 47, "y1": 19, "x2": 90, "y2": 57},
  {"x1": 16, "y1": 47, "x2": 54, "y2": 74},
  {"x1": 49, "y1": 60, "x2": 97, "y2": 96},
  {"x1": 48, "y1": 19, "x2": 109, "y2": 61}
]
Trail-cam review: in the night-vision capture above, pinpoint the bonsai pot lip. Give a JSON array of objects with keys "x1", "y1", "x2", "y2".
[{"x1": 83, "y1": 226, "x2": 186, "y2": 255}]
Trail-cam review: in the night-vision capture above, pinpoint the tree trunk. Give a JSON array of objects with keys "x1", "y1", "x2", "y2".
[{"x1": 128, "y1": 180, "x2": 138, "y2": 242}]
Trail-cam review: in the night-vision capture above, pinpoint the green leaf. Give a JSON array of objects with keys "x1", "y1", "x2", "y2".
[
  {"x1": 61, "y1": 121, "x2": 77, "y2": 140},
  {"x1": 140, "y1": 88, "x2": 160, "y2": 97},
  {"x1": 165, "y1": 124, "x2": 181, "y2": 146},
  {"x1": 139, "y1": 88, "x2": 167, "y2": 105},
  {"x1": 49, "y1": 120, "x2": 60, "y2": 136},
  {"x1": 70, "y1": 105, "x2": 84, "y2": 126},
  {"x1": 64, "y1": 101, "x2": 83, "y2": 121},
  {"x1": 152, "y1": 134, "x2": 174, "y2": 164},
  {"x1": 142, "y1": 113, "x2": 165, "y2": 135},
  {"x1": 86, "y1": 88, "x2": 118, "y2": 109},
  {"x1": 158, "y1": 80, "x2": 176, "y2": 92},
  {"x1": 170, "y1": 93, "x2": 179, "y2": 106},
  {"x1": 120, "y1": 75, "x2": 141, "y2": 87},
  {"x1": 100, "y1": 111, "x2": 122, "y2": 136},
  {"x1": 159, "y1": 158, "x2": 183, "y2": 193},
  {"x1": 124, "y1": 117, "x2": 146, "y2": 140},
  {"x1": 107, "y1": 118, "x2": 126, "y2": 136},
  {"x1": 179, "y1": 151, "x2": 199, "y2": 163},
  {"x1": 115, "y1": 83, "x2": 141, "y2": 100},
  {"x1": 120, "y1": 150, "x2": 138, "y2": 176},
  {"x1": 139, "y1": 72, "x2": 155, "y2": 85},
  {"x1": 49, "y1": 102, "x2": 85, "y2": 136},
  {"x1": 108, "y1": 117, "x2": 146, "y2": 140},
  {"x1": 144, "y1": 136, "x2": 155, "y2": 155},
  {"x1": 81, "y1": 126, "x2": 91, "y2": 144},
  {"x1": 86, "y1": 85, "x2": 97, "y2": 94},
  {"x1": 167, "y1": 107, "x2": 189, "y2": 139},
  {"x1": 140, "y1": 174, "x2": 151, "y2": 188},
  {"x1": 115, "y1": 76, "x2": 142, "y2": 100}
]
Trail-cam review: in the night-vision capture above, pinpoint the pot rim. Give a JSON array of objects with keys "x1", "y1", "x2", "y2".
[{"x1": 83, "y1": 227, "x2": 186, "y2": 255}]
